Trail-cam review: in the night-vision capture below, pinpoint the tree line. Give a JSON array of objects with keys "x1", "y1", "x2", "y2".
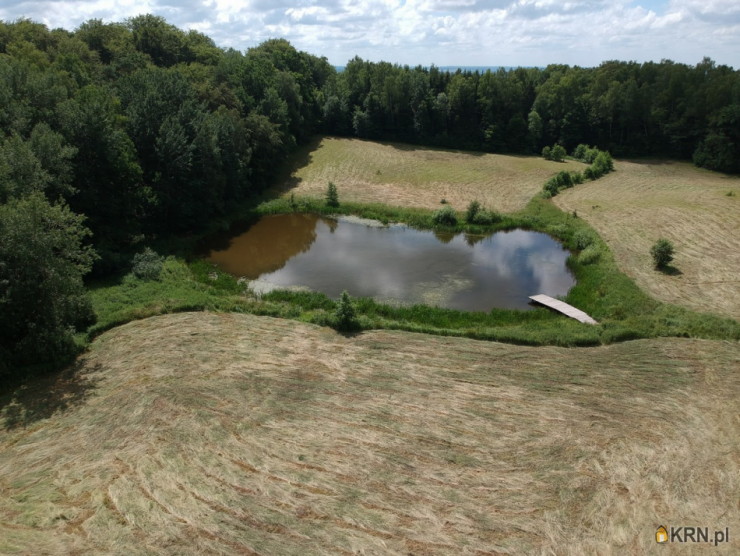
[
  {"x1": 0, "y1": 16, "x2": 334, "y2": 269},
  {"x1": 0, "y1": 15, "x2": 738, "y2": 378},
  {"x1": 324, "y1": 56, "x2": 739, "y2": 173},
  {"x1": 0, "y1": 15, "x2": 334, "y2": 376}
]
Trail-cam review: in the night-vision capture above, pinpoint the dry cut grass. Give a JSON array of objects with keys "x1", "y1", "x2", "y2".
[
  {"x1": 554, "y1": 159, "x2": 740, "y2": 320},
  {"x1": 1, "y1": 312, "x2": 739, "y2": 554},
  {"x1": 273, "y1": 137, "x2": 586, "y2": 213}
]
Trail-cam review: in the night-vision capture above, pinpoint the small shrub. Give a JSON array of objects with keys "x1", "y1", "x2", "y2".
[
  {"x1": 582, "y1": 150, "x2": 615, "y2": 181},
  {"x1": 471, "y1": 208, "x2": 501, "y2": 225},
  {"x1": 573, "y1": 229, "x2": 596, "y2": 249},
  {"x1": 326, "y1": 181, "x2": 339, "y2": 207},
  {"x1": 132, "y1": 248, "x2": 164, "y2": 280},
  {"x1": 440, "y1": 198, "x2": 447, "y2": 204},
  {"x1": 556, "y1": 170, "x2": 574, "y2": 188},
  {"x1": 727, "y1": 191, "x2": 736, "y2": 197},
  {"x1": 543, "y1": 170, "x2": 577, "y2": 197},
  {"x1": 485, "y1": 209, "x2": 502, "y2": 224},
  {"x1": 578, "y1": 245, "x2": 601, "y2": 265},
  {"x1": 432, "y1": 205, "x2": 457, "y2": 226},
  {"x1": 592, "y1": 151, "x2": 614, "y2": 174},
  {"x1": 472, "y1": 212, "x2": 488, "y2": 225},
  {"x1": 584, "y1": 147, "x2": 599, "y2": 164},
  {"x1": 570, "y1": 171, "x2": 583, "y2": 185},
  {"x1": 465, "y1": 200, "x2": 481, "y2": 223},
  {"x1": 334, "y1": 290, "x2": 357, "y2": 331},
  {"x1": 651, "y1": 238, "x2": 675, "y2": 268},
  {"x1": 543, "y1": 177, "x2": 560, "y2": 196},
  {"x1": 572, "y1": 144, "x2": 589, "y2": 160},
  {"x1": 551, "y1": 144, "x2": 566, "y2": 162},
  {"x1": 542, "y1": 146, "x2": 552, "y2": 160},
  {"x1": 589, "y1": 166, "x2": 604, "y2": 180},
  {"x1": 572, "y1": 144, "x2": 600, "y2": 163}
]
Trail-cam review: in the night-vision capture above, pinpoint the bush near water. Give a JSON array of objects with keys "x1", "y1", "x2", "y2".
[{"x1": 432, "y1": 205, "x2": 458, "y2": 226}]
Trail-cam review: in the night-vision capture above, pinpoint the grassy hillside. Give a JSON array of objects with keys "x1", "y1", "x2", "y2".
[
  {"x1": 273, "y1": 137, "x2": 586, "y2": 213},
  {"x1": 2, "y1": 313, "x2": 738, "y2": 555},
  {"x1": 554, "y1": 160, "x2": 740, "y2": 320}
]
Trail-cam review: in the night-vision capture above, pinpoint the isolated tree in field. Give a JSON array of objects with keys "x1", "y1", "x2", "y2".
[
  {"x1": 651, "y1": 238, "x2": 675, "y2": 268},
  {"x1": 0, "y1": 194, "x2": 96, "y2": 378},
  {"x1": 542, "y1": 146, "x2": 552, "y2": 160},
  {"x1": 334, "y1": 290, "x2": 357, "y2": 331},
  {"x1": 326, "y1": 181, "x2": 339, "y2": 207}
]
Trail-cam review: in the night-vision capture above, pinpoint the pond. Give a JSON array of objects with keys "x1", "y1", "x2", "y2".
[{"x1": 203, "y1": 214, "x2": 575, "y2": 311}]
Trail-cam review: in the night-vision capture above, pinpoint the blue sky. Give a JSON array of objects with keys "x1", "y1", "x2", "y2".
[
  {"x1": 637, "y1": 0, "x2": 666, "y2": 13},
  {"x1": 1, "y1": 0, "x2": 738, "y2": 68}
]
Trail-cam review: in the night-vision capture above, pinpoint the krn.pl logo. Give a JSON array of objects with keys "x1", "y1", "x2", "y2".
[
  {"x1": 656, "y1": 525, "x2": 668, "y2": 543},
  {"x1": 656, "y1": 524, "x2": 729, "y2": 545}
]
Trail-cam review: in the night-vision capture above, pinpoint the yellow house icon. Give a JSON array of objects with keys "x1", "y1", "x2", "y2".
[{"x1": 656, "y1": 525, "x2": 668, "y2": 543}]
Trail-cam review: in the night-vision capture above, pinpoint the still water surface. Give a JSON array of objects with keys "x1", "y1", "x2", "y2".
[{"x1": 204, "y1": 214, "x2": 575, "y2": 311}]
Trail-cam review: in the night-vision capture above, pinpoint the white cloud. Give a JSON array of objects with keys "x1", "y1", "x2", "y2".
[
  {"x1": 668, "y1": 0, "x2": 740, "y2": 24},
  {"x1": 0, "y1": 0, "x2": 737, "y2": 66}
]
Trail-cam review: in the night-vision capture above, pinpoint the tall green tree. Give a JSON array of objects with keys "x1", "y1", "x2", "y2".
[
  {"x1": 527, "y1": 110, "x2": 543, "y2": 151},
  {"x1": 116, "y1": 67, "x2": 209, "y2": 230},
  {"x1": 0, "y1": 194, "x2": 96, "y2": 378},
  {"x1": 0, "y1": 125, "x2": 76, "y2": 203},
  {"x1": 57, "y1": 85, "x2": 144, "y2": 258},
  {"x1": 126, "y1": 14, "x2": 186, "y2": 68}
]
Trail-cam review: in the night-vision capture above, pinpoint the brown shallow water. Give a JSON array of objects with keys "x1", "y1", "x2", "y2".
[{"x1": 203, "y1": 214, "x2": 575, "y2": 311}]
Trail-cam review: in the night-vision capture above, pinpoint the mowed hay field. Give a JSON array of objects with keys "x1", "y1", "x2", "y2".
[
  {"x1": 2, "y1": 313, "x2": 739, "y2": 555},
  {"x1": 274, "y1": 137, "x2": 586, "y2": 213},
  {"x1": 554, "y1": 160, "x2": 740, "y2": 321}
]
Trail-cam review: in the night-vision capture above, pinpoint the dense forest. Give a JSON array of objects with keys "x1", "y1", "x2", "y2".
[
  {"x1": 1, "y1": 15, "x2": 739, "y2": 377},
  {"x1": 327, "y1": 57, "x2": 740, "y2": 171}
]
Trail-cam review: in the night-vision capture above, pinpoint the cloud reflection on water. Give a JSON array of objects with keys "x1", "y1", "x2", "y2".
[{"x1": 205, "y1": 214, "x2": 575, "y2": 311}]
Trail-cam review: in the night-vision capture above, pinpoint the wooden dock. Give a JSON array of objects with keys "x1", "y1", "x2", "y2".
[{"x1": 529, "y1": 294, "x2": 599, "y2": 325}]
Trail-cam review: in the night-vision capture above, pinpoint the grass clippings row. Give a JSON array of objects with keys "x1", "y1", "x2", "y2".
[{"x1": 1, "y1": 312, "x2": 738, "y2": 555}]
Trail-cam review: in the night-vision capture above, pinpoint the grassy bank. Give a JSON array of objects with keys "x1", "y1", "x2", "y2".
[{"x1": 87, "y1": 194, "x2": 740, "y2": 348}]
